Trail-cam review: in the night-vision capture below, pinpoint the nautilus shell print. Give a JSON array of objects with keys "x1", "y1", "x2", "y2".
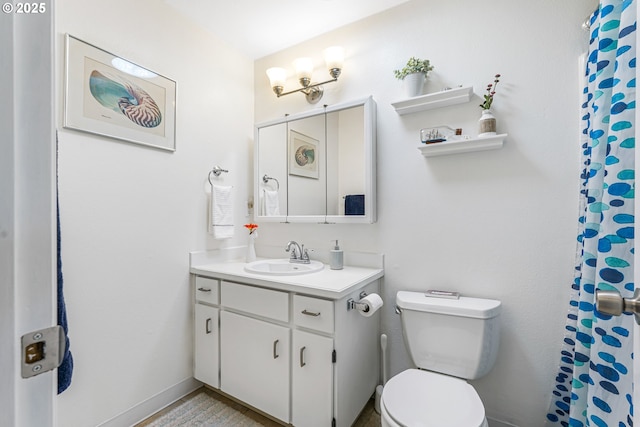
[
  {"x1": 89, "y1": 70, "x2": 162, "y2": 128},
  {"x1": 294, "y1": 145, "x2": 316, "y2": 167}
]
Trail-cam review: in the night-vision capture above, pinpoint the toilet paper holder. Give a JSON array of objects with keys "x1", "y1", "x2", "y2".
[{"x1": 347, "y1": 291, "x2": 370, "y2": 312}]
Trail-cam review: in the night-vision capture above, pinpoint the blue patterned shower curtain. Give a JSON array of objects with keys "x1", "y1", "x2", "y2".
[{"x1": 546, "y1": 1, "x2": 636, "y2": 426}]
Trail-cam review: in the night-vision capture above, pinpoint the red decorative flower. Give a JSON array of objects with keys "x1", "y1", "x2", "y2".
[{"x1": 244, "y1": 223, "x2": 259, "y2": 234}]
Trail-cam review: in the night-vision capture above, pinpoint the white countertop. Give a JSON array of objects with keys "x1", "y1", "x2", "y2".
[{"x1": 190, "y1": 258, "x2": 384, "y2": 300}]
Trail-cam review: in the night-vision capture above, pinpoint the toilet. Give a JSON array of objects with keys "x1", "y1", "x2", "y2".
[{"x1": 380, "y1": 291, "x2": 501, "y2": 427}]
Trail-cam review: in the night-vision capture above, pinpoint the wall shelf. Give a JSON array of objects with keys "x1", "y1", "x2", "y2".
[
  {"x1": 391, "y1": 86, "x2": 473, "y2": 115},
  {"x1": 417, "y1": 134, "x2": 507, "y2": 157},
  {"x1": 392, "y1": 84, "x2": 505, "y2": 157}
]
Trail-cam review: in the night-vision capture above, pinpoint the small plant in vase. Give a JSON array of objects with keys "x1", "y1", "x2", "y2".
[
  {"x1": 394, "y1": 57, "x2": 434, "y2": 97},
  {"x1": 478, "y1": 74, "x2": 501, "y2": 137}
]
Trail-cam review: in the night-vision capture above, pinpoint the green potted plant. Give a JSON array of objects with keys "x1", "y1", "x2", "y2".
[{"x1": 393, "y1": 57, "x2": 434, "y2": 97}]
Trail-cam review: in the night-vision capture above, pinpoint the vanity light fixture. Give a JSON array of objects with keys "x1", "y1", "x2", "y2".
[{"x1": 266, "y1": 46, "x2": 344, "y2": 104}]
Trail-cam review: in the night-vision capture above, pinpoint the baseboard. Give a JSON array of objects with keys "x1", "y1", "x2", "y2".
[
  {"x1": 488, "y1": 417, "x2": 519, "y2": 427},
  {"x1": 97, "y1": 377, "x2": 202, "y2": 427}
]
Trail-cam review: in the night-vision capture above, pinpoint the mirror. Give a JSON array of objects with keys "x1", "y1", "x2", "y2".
[{"x1": 254, "y1": 96, "x2": 376, "y2": 223}]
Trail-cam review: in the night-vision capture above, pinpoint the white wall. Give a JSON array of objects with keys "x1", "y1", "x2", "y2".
[
  {"x1": 55, "y1": 0, "x2": 253, "y2": 425},
  {"x1": 254, "y1": 1, "x2": 598, "y2": 425}
]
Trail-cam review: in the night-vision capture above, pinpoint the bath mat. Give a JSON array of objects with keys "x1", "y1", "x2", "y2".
[{"x1": 145, "y1": 392, "x2": 264, "y2": 427}]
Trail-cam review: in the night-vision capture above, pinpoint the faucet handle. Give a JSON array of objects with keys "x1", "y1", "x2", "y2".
[
  {"x1": 301, "y1": 245, "x2": 310, "y2": 261},
  {"x1": 286, "y1": 242, "x2": 299, "y2": 259},
  {"x1": 286, "y1": 246, "x2": 296, "y2": 259}
]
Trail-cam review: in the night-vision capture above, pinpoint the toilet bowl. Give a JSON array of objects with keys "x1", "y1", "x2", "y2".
[
  {"x1": 380, "y1": 369, "x2": 488, "y2": 427},
  {"x1": 381, "y1": 291, "x2": 501, "y2": 427}
]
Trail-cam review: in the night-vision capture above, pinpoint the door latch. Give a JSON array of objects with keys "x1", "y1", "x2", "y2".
[
  {"x1": 21, "y1": 326, "x2": 65, "y2": 379},
  {"x1": 595, "y1": 289, "x2": 640, "y2": 325}
]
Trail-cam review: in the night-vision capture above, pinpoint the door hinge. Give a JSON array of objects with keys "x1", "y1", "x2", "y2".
[
  {"x1": 332, "y1": 349, "x2": 336, "y2": 363},
  {"x1": 21, "y1": 325, "x2": 65, "y2": 379}
]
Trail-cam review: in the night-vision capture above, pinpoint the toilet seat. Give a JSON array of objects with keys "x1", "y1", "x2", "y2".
[{"x1": 381, "y1": 369, "x2": 486, "y2": 427}]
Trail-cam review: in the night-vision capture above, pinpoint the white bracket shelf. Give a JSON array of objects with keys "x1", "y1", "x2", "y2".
[
  {"x1": 391, "y1": 86, "x2": 473, "y2": 115},
  {"x1": 417, "y1": 134, "x2": 507, "y2": 157}
]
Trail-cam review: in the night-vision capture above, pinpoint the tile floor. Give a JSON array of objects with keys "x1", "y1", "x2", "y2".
[{"x1": 135, "y1": 386, "x2": 381, "y2": 427}]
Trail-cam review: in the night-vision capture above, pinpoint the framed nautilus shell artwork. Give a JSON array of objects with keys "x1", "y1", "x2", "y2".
[
  {"x1": 289, "y1": 130, "x2": 319, "y2": 179},
  {"x1": 64, "y1": 34, "x2": 177, "y2": 152}
]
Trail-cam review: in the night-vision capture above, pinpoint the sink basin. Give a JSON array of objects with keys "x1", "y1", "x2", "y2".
[{"x1": 244, "y1": 259, "x2": 324, "y2": 276}]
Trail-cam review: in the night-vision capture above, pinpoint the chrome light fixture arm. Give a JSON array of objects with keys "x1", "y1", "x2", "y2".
[{"x1": 273, "y1": 76, "x2": 339, "y2": 103}]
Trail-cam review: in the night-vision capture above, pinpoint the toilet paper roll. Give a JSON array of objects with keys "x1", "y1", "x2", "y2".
[{"x1": 359, "y1": 293, "x2": 383, "y2": 317}]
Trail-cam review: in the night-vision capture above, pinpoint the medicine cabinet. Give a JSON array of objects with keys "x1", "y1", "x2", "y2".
[{"x1": 254, "y1": 96, "x2": 376, "y2": 224}]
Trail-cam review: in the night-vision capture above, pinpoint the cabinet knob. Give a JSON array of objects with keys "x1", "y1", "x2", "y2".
[
  {"x1": 198, "y1": 287, "x2": 212, "y2": 292},
  {"x1": 205, "y1": 318, "x2": 212, "y2": 334},
  {"x1": 273, "y1": 339, "x2": 279, "y2": 359}
]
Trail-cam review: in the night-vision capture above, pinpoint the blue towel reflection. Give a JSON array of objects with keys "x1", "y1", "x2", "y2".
[{"x1": 345, "y1": 194, "x2": 365, "y2": 215}]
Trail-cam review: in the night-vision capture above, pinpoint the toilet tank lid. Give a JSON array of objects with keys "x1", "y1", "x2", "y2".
[{"x1": 396, "y1": 291, "x2": 501, "y2": 319}]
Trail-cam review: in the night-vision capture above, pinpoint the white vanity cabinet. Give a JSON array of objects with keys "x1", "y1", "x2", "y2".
[{"x1": 191, "y1": 263, "x2": 383, "y2": 427}]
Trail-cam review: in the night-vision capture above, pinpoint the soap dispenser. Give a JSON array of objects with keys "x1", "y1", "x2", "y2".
[{"x1": 330, "y1": 240, "x2": 343, "y2": 270}]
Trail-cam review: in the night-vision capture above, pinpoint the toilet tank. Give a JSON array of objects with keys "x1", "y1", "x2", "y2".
[{"x1": 396, "y1": 291, "x2": 501, "y2": 380}]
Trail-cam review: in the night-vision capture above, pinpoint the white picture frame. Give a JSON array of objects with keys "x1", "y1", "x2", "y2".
[{"x1": 63, "y1": 34, "x2": 177, "y2": 151}]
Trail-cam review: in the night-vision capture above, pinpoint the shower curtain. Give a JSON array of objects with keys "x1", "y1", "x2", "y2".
[{"x1": 546, "y1": 1, "x2": 636, "y2": 425}]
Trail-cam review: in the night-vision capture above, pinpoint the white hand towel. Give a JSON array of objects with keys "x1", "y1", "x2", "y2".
[
  {"x1": 210, "y1": 184, "x2": 234, "y2": 239},
  {"x1": 263, "y1": 189, "x2": 280, "y2": 216}
]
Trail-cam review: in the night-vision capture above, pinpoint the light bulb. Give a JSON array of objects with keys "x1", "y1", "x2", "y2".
[
  {"x1": 323, "y1": 46, "x2": 344, "y2": 71},
  {"x1": 293, "y1": 57, "x2": 314, "y2": 80},
  {"x1": 266, "y1": 67, "x2": 286, "y2": 89}
]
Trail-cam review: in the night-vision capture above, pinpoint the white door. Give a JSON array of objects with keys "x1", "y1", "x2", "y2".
[
  {"x1": 0, "y1": 2, "x2": 57, "y2": 426},
  {"x1": 194, "y1": 304, "x2": 219, "y2": 388},
  {"x1": 220, "y1": 311, "x2": 290, "y2": 423},
  {"x1": 292, "y1": 329, "x2": 334, "y2": 427}
]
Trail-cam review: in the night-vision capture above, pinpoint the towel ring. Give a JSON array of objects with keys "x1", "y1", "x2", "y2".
[
  {"x1": 211, "y1": 165, "x2": 228, "y2": 177},
  {"x1": 208, "y1": 165, "x2": 229, "y2": 186},
  {"x1": 262, "y1": 174, "x2": 279, "y2": 190}
]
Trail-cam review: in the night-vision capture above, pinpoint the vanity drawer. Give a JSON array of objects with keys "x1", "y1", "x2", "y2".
[
  {"x1": 221, "y1": 281, "x2": 288, "y2": 322},
  {"x1": 195, "y1": 276, "x2": 219, "y2": 305},
  {"x1": 293, "y1": 295, "x2": 334, "y2": 334}
]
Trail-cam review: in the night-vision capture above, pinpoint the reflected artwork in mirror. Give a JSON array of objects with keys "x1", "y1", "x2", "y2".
[
  {"x1": 288, "y1": 114, "x2": 325, "y2": 216},
  {"x1": 255, "y1": 96, "x2": 376, "y2": 224}
]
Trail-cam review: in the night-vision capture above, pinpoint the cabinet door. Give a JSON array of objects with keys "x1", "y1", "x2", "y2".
[
  {"x1": 292, "y1": 330, "x2": 334, "y2": 426},
  {"x1": 220, "y1": 311, "x2": 290, "y2": 423},
  {"x1": 194, "y1": 304, "x2": 219, "y2": 388}
]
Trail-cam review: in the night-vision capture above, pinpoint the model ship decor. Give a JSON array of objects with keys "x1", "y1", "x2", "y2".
[
  {"x1": 420, "y1": 126, "x2": 464, "y2": 144},
  {"x1": 420, "y1": 128, "x2": 447, "y2": 144}
]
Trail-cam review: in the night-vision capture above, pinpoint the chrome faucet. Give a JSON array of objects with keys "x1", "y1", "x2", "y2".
[{"x1": 285, "y1": 240, "x2": 310, "y2": 264}]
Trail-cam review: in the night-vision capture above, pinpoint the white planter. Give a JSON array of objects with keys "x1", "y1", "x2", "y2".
[
  {"x1": 246, "y1": 233, "x2": 257, "y2": 263},
  {"x1": 478, "y1": 109, "x2": 497, "y2": 137},
  {"x1": 403, "y1": 72, "x2": 425, "y2": 98}
]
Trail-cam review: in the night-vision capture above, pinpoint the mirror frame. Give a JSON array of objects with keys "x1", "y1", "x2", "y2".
[{"x1": 254, "y1": 96, "x2": 376, "y2": 224}]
